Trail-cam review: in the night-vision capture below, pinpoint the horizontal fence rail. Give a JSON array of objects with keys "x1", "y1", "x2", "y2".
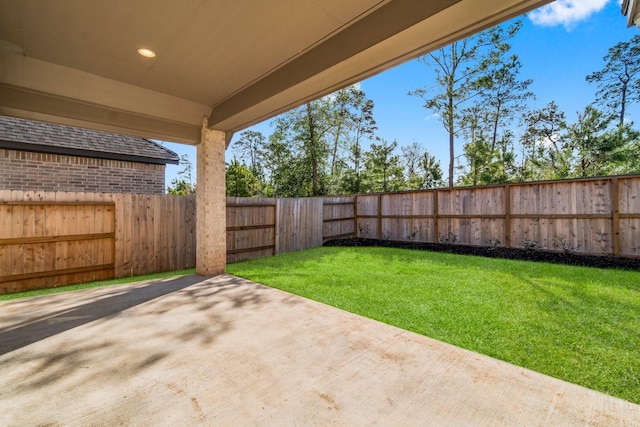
[
  {"x1": 226, "y1": 198, "x2": 277, "y2": 263},
  {"x1": 353, "y1": 175, "x2": 640, "y2": 258},
  {"x1": 226, "y1": 196, "x2": 352, "y2": 263},
  {"x1": 0, "y1": 200, "x2": 116, "y2": 293},
  {"x1": 0, "y1": 190, "x2": 196, "y2": 294},
  {"x1": 228, "y1": 175, "x2": 640, "y2": 261}
]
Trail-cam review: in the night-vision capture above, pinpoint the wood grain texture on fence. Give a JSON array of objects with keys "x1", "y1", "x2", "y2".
[
  {"x1": 438, "y1": 186, "x2": 505, "y2": 246},
  {"x1": 0, "y1": 191, "x2": 196, "y2": 293},
  {"x1": 617, "y1": 177, "x2": 640, "y2": 257},
  {"x1": 226, "y1": 197, "x2": 276, "y2": 263},
  {"x1": 277, "y1": 198, "x2": 324, "y2": 254},
  {"x1": 351, "y1": 175, "x2": 640, "y2": 257},
  {"x1": 0, "y1": 200, "x2": 115, "y2": 293},
  {"x1": 510, "y1": 179, "x2": 613, "y2": 254},
  {"x1": 323, "y1": 197, "x2": 356, "y2": 240},
  {"x1": 225, "y1": 196, "x2": 356, "y2": 263},
  {"x1": 355, "y1": 194, "x2": 380, "y2": 239}
]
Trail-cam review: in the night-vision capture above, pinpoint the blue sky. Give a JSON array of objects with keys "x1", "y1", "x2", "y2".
[{"x1": 163, "y1": 0, "x2": 639, "y2": 186}]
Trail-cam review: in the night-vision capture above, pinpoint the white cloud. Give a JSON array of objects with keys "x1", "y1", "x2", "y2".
[
  {"x1": 536, "y1": 133, "x2": 561, "y2": 148},
  {"x1": 529, "y1": 0, "x2": 612, "y2": 29},
  {"x1": 321, "y1": 83, "x2": 362, "y2": 102}
]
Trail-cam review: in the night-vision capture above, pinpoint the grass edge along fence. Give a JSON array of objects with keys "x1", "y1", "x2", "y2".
[{"x1": 229, "y1": 175, "x2": 640, "y2": 263}]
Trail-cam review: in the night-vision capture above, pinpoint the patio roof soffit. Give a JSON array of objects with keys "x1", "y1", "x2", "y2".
[{"x1": 0, "y1": 0, "x2": 553, "y2": 146}]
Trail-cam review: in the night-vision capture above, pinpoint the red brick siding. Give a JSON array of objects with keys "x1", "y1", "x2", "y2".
[{"x1": 0, "y1": 149, "x2": 166, "y2": 194}]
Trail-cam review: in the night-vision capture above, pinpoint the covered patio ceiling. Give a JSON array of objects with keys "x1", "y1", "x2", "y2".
[{"x1": 0, "y1": 0, "x2": 552, "y2": 146}]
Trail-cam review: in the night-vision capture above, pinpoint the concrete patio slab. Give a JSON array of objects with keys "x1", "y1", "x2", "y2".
[{"x1": 0, "y1": 274, "x2": 638, "y2": 426}]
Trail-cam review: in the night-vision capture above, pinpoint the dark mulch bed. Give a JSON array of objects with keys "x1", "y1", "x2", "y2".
[{"x1": 324, "y1": 238, "x2": 640, "y2": 271}]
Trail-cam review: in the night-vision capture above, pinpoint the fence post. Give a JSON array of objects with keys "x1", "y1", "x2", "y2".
[
  {"x1": 612, "y1": 177, "x2": 620, "y2": 256},
  {"x1": 433, "y1": 189, "x2": 439, "y2": 243},
  {"x1": 274, "y1": 199, "x2": 281, "y2": 255},
  {"x1": 272, "y1": 202, "x2": 277, "y2": 256},
  {"x1": 504, "y1": 184, "x2": 511, "y2": 248},
  {"x1": 353, "y1": 195, "x2": 358, "y2": 238},
  {"x1": 377, "y1": 193, "x2": 383, "y2": 240}
]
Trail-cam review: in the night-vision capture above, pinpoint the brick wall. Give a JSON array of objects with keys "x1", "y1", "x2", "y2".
[{"x1": 0, "y1": 149, "x2": 166, "y2": 194}]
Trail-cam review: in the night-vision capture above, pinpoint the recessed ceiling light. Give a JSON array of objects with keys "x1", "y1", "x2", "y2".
[{"x1": 137, "y1": 48, "x2": 156, "y2": 58}]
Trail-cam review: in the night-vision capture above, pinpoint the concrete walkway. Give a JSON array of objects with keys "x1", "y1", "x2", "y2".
[{"x1": 0, "y1": 274, "x2": 638, "y2": 426}]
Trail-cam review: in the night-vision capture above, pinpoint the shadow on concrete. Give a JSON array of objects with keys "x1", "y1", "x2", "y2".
[{"x1": 0, "y1": 275, "x2": 204, "y2": 355}]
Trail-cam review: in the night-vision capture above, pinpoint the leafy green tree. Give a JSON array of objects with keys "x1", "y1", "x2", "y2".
[
  {"x1": 564, "y1": 106, "x2": 628, "y2": 177},
  {"x1": 456, "y1": 21, "x2": 529, "y2": 185},
  {"x1": 457, "y1": 104, "x2": 492, "y2": 185},
  {"x1": 328, "y1": 86, "x2": 378, "y2": 194},
  {"x1": 475, "y1": 21, "x2": 533, "y2": 151},
  {"x1": 518, "y1": 101, "x2": 568, "y2": 180},
  {"x1": 616, "y1": 126, "x2": 640, "y2": 174},
  {"x1": 327, "y1": 88, "x2": 353, "y2": 177},
  {"x1": 303, "y1": 101, "x2": 331, "y2": 195},
  {"x1": 267, "y1": 86, "x2": 378, "y2": 196},
  {"x1": 225, "y1": 157, "x2": 260, "y2": 197},
  {"x1": 458, "y1": 139, "x2": 493, "y2": 186},
  {"x1": 418, "y1": 150, "x2": 444, "y2": 189},
  {"x1": 234, "y1": 130, "x2": 266, "y2": 177},
  {"x1": 401, "y1": 142, "x2": 423, "y2": 189},
  {"x1": 361, "y1": 138, "x2": 405, "y2": 192},
  {"x1": 341, "y1": 93, "x2": 377, "y2": 194},
  {"x1": 399, "y1": 142, "x2": 444, "y2": 189},
  {"x1": 270, "y1": 99, "x2": 332, "y2": 196},
  {"x1": 167, "y1": 178, "x2": 195, "y2": 195},
  {"x1": 270, "y1": 99, "x2": 330, "y2": 196},
  {"x1": 586, "y1": 34, "x2": 640, "y2": 128},
  {"x1": 341, "y1": 140, "x2": 364, "y2": 195},
  {"x1": 409, "y1": 34, "x2": 488, "y2": 188},
  {"x1": 167, "y1": 154, "x2": 196, "y2": 195},
  {"x1": 261, "y1": 130, "x2": 304, "y2": 197}
]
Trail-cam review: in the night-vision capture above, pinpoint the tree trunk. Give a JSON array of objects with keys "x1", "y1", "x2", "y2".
[
  {"x1": 448, "y1": 96, "x2": 454, "y2": 188},
  {"x1": 619, "y1": 85, "x2": 627, "y2": 129},
  {"x1": 306, "y1": 103, "x2": 318, "y2": 196}
]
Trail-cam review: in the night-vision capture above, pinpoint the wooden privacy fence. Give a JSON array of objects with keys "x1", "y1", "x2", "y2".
[
  {"x1": 226, "y1": 196, "x2": 355, "y2": 263},
  {"x1": 0, "y1": 191, "x2": 196, "y2": 294},
  {"x1": 0, "y1": 201, "x2": 115, "y2": 294},
  {"x1": 355, "y1": 175, "x2": 640, "y2": 257},
  {"x1": 3, "y1": 175, "x2": 638, "y2": 293},
  {"x1": 229, "y1": 175, "x2": 640, "y2": 261}
]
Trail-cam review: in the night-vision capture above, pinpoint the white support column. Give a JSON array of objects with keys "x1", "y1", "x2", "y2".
[{"x1": 196, "y1": 120, "x2": 226, "y2": 275}]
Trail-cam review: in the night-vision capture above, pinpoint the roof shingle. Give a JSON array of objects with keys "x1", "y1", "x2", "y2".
[{"x1": 0, "y1": 116, "x2": 179, "y2": 165}]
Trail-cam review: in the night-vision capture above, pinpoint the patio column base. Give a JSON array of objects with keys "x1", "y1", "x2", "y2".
[{"x1": 196, "y1": 120, "x2": 226, "y2": 275}]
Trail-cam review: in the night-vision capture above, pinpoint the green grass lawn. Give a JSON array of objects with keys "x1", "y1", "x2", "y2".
[
  {"x1": 227, "y1": 246, "x2": 640, "y2": 404},
  {"x1": 0, "y1": 268, "x2": 196, "y2": 301}
]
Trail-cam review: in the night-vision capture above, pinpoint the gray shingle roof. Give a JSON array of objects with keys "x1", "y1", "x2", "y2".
[{"x1": 0, "y1": 116, "x2": 179, "y2": 165}]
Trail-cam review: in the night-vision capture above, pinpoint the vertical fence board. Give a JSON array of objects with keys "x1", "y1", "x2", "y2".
[
  {"x1": 355, "y1": 195, "x2": 378, "y2": 238},
  {"x1": 0, "y1": 199, "x2": 116, "y2": 294},
  {"x1": 618, "y1": 177, "x2": 640, "y2": 256},
  {"x1": 510, "y1": 179, "x2": 614, "y2": 254},
  {"x1": 1, "y1": 191, "x2": 196, "y2": 294},
  {"x1": 226, "y1": 198, "x2": 277, "y2": 264},
  {"x1": 121, "y1": 193, "x2": 132, "y2": 276},
  {"x1": 322, "y1": 197, "x2": 356, "y2": 240},
  {"x1": 185, "y1": 196, "x2": 196, "y2": 268},
  {"x1": 276, "y1": 198, "x2": 323, "y2": 254}
]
